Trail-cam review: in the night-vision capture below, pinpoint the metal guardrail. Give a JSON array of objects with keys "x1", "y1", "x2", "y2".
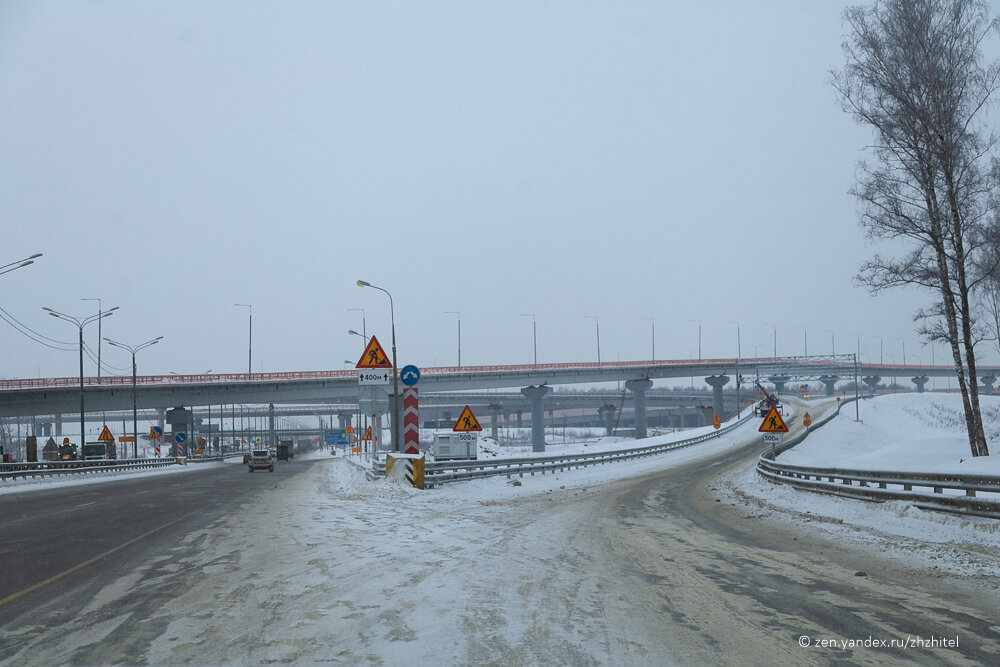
[
  {"x1": 756, "y1": 399, "x2": 1000, "y2": 520},
  {"x1": 367, "y1": 410, "x2": 758, "y2": 487},
  {"x1": 0, "y1": 458, "x2": 176, "y2": 482}
]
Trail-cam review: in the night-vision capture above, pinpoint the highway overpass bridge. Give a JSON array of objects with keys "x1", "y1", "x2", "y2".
[{"x1": 1, "y1": 356, "x2": 996, "y2": 452}]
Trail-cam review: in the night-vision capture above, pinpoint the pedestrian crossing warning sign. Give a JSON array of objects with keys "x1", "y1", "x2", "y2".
[
  {"x1": 758, "y1": 406, "x2": 789, "y2": 433},
  {"x1": 361, "y1": 426, "x2": 372, "y2": 441},
  {"x1": 356, "y1": 335, "x2": 392, "y2": 368},
  {"x1": 452, "y1": 405, "x2": 483, "y2": 432}
]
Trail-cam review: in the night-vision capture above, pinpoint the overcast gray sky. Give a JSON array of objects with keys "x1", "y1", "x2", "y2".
[{"x1": 1, "y1": 1, "x2": 989, "y2": 382}]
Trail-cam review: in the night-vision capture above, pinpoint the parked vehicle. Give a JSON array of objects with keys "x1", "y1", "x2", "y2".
[{"x1": 247, "y1": 449, "x2": 274, "y2": 472}]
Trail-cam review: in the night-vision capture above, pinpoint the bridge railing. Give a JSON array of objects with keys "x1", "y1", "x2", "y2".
[{"x1": 0, "y1": 458, "x2": 176, "y2": 482}]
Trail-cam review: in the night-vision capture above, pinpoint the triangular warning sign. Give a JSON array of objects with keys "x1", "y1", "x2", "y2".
[
  {"x1": 758, "y1": 406, "x2": 789, "y2": 433},
  {"x1": 344, "y1": 424, "x2": 355, "y2": 434},
  {"x1": 356, "y1": 335, "x2": 392, "y2": 368},
  {"x1": 453, "y1": 405, "x2": 483, "y2": 432},
  {"x1": 361, "y1": 426, "x2": 372, "y2": 441},
  {"x1": 98, "y1": 425, "x2": 114, "y2": 442}
]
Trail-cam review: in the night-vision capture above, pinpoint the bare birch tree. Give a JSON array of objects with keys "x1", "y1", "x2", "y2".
[{"x1": 834, "y1": 0, "x2": 1000, "y2": 457}]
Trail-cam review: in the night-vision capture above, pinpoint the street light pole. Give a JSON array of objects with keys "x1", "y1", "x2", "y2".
[
  {"x1": 520, "y1": 314, "x2": 537, "y2": 368},
  {"x1": 689, "y1": 319, "x2": 701, "y2": 360},
  {"x1": 824, "y1": 330, "x2": 835, "y2": 356},
  {"x1": 729, "y1": 321, "x2": 741, "y2": 412},
  {"x1": 105, "y1": 336, "x2": 162, "y2": 458},
  {"x1": 234, "y1": 304, "x2": 252, "y2": 378},
  {"x1": 764, "y1": 323, "x2": 776, "y2": 358},
  {"x1": 0, "y1": 253, "x2": 42, "y2": 277},
  {"x1": 642, "y1": 317, "x2": 655, "y2": 361},
  {"x1": 445, "y1": 311, "x2": 461, "y2": 367},
  {"x1": 585, "y1": 315, "x2": 600, "y2": 365},
  {"x1": 348, "y1": 308, "x2": 366, "y2": 342},
  {"x1": 357, "y1": 280, "x2": 400, "y2": 452},
  {"x1": 43, "y1": 306, "x2": 118, "y2": 450},
  {"x1": 797, "y1": 326, "x2": 808, "y2": 357},
  {"x1": 82, "y1": 298, "x2": 103, "y2": 384}
]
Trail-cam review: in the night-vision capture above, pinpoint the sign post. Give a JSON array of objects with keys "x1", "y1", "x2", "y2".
[{"x1": 356, "y1": 335, "x2": 393, "y2": 456}]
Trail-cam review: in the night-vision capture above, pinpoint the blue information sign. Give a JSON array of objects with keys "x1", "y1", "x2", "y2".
[
  {"x1": 400, "y1": 364, "x2": 420, "y2": 386},
  {"x1": 325, "y1": 429, "x2": 348, "y2": 445},
  {"x1": 175, "y1": 432, "x2": 186, "y2": 444}
]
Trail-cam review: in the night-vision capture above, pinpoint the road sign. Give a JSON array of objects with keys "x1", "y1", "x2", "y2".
[
  {"x1": 344, "y1": 424, "x2": 355, "y2": 435},
  {"x1": 358, "y1": 368, "x2": 391, "y2": 385},
  {"x1": 803, "y1": 413, "x2": 812, "y2": 427},
  {"x1": 362, "y1": 426, "x2": 372, "y2": 441},
  {"x1": 712, "y1": 413, "x2": 721, "y2": 430},
  {"x1": 119, "y1": 436, "x2": 136, "y2": 442},
  {"x1": 400, "y1": 365, "x2": 420, "y2": 386},
  {"x1": 175, "y1": 432, "x2": 187, "y2": 444},
  {"x1": 453, "y1": 405, "x2": 483, "y2": 432},
  {"x1": 98, "y1": 425, "x2": 114, "y2": 442},
  {"x1": 359, "y1": 386, "x2": 390, "y2": 413},
  {"x1": 149, "y1": 426, "x2": 163, "y2": 439},
  {"x1": 758, "y1": 406, "x2": 789, "y2": 433},
  {"x1": 762, "y1": 433, "x2": 782, "y2": 445},
  {"x1": 356, "y1": 335, "x2": 392, "y2": 368},
  {"x1": 324, "y1": 429, "x2": 348, "y2": 445}
]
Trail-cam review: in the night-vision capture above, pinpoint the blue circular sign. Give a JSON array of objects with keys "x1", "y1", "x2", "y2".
[
  {"x1": 400, "y1": 365, "x2": 420, "y2": 386},
  {"x1": 175, "y1": 432, "x2": 187, "y2": 444}
]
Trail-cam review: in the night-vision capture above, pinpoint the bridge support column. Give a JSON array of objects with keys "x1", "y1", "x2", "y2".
[
  {"x1": 697, "y1": 406, "x2": 715, "y2": 426},
  {"x1": 489, "y1": 403, "x2": 501, "y2": 441},
  {"x1": 982, "y1": 375, "x2": 996, "y2": 395},
  {"x1": 337, "y1": 411, "x2": 352, "y2": 431},
  {"x1": 768, "y1": 376, "x2": 789, "y2": 393},
  {"x1": 516, "y1": 411, "x2": 523, "y2": 428},
  {"x1": 911, "y1": 376, "x2": 929, "y2": 393},
  {"x1": 625, "y1": 379, "x2": 653, "y2": 439},
  {"x1": 820, "y1": 376, "x2": 840, "y2": 397},
  {"x1": 268, "y1": 404, "x2": 276, "y2": 447},
  {"x1": 600, "y1": 405, "x2": 617, "y2": 435},
  {"x1": 55, "y1": 414, "x2": 62, "y2": 437},
  {"x1": 704, "y1": 375, "x2": 729, "y2": 421},
  {"x1": 520, "y1": 385, "x2": 551, "y2": 453}
]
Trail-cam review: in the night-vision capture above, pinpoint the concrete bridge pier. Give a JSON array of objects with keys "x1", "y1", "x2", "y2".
[
  {"x1": 516, "y1": 411, "x2": 523, "y2": 428},
  {"x1": 600, "y1": 404, "x2": 617, "y2": 435},
  {"x1": 55, "y1": 414, "x2": 62, "y2": 437},
  {"x1": 625, "y1": 379, "x2": 653, "y2": 439},
  {"x1": 863, "y1": 376, "x2": 881, "y2": 394},
  {"x1": 489, "y1": 403, "x2": 502, "y2": 441},
  {"x1": 520, "y1": 385, "x2": 551, "y2": 453},
  {"x1": 697, "y1": 406, "x2": 715, "y2": 426},
  {"x1": 337, "y1": 411, "x2": 353, "y2": 431},
  {"x1": 704, "y1": 375, "x2": 729, "y2": 420},
  {"x1": 769, "y1": 376, "x2": 790, "y2": 393},
  {"x1": 982, "y1": 375, "x2": 996, "y2": 395},
  {"x1": 820, "y1": 376, "x2": 840, "y2": 397},
  {"x1": 911, "y1": 377, "x2": 929, "y2": 393}
]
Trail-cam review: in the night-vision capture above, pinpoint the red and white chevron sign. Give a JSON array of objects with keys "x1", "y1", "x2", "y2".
[{"x1": 403, "y1": 387, "x2": 419, "y2": 451}]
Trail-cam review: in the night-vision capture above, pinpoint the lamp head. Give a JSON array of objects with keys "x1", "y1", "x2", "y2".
[{"x1": 357, "y1": 280, "x2": 370, "y2": 288}]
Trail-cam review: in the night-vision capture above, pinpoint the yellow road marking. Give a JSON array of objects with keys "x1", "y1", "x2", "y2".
[{"x1": 0, "y1": 518, "x2": 182, "y2": 608}]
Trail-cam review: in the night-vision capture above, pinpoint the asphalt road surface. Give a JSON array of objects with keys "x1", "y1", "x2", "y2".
[
  {"x1": 0, "y1": 456, "x2": 320, "y2": 661},
  {"x1": 2, "y1": 406, "x2": 999, "y2": 665}
]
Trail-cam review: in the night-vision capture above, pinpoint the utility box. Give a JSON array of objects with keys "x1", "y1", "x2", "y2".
[{"x1": 432, "y1": 432, "x2": 478, "y2": 461}]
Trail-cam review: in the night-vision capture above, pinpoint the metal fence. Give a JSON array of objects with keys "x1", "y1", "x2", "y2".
[
  {"x1": 756, "y1": 399, "x2": 1000, "y2": 520},
  {"x1": 368, "y1": 410, "x2": 757, "y2": 487}
]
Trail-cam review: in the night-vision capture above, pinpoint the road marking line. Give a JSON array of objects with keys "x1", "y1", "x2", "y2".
[
  {"x1": 0, "y1": 518, "x2": 183, "y2": 609},
  {"x1": 76, "y1": 501, "x2": 97, "y2": 507}
]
